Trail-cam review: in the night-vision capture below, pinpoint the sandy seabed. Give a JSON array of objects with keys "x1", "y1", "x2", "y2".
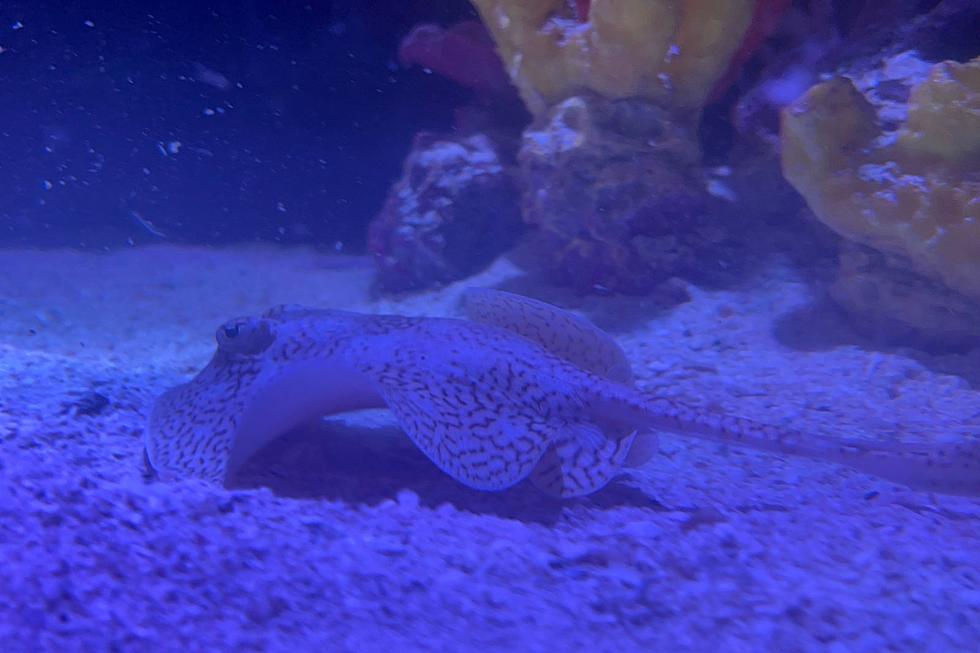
[{"x1": 1, "y1": 244, "x2": 978, "y2": 652}]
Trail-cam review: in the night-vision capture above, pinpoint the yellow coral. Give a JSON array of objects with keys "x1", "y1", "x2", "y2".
[
  {"x1": 781, "y1": 56, "x2": 980, "y2": 302},
  {"x1": 470, "y1": 0, "x2": 755, "y2": 115},
  {"x1": 898, "y1": 59, "x2": 980, "y2": 165}
]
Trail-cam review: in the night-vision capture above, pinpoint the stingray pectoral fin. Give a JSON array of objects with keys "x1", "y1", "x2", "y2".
[
  {"x1": 530, "y1": 423, "x2": 637, "y2": 498},
  {"x1": 461, "y1": 287, "x2": 633, "y2": 384},
  {"x1": 380, "y1": 388, "x2": 552, "y2": 491},
  {"x1": 144, "y1": 380, "x2": 240, "y2": 484},
  {"x1": 623, "y1": 430, "x2": 659, "y2": 469},
  {"x1": 225, "y1": 359, "x2": 386, "y2": 481}
]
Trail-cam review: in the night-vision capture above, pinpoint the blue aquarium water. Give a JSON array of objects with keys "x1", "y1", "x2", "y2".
[{"x1": 1, "y1": 1, "x2": 979, "y2": 651}]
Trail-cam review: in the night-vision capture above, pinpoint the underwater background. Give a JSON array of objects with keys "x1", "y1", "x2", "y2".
[{"x1": 1, "y1": 1, "x2": 979, "y2": 651}]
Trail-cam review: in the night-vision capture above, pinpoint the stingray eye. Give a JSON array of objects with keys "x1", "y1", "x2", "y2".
[{"x1": 216, "y1": 318, "x2": 273, "y2": 355}]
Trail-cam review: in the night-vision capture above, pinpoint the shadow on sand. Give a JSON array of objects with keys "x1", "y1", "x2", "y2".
[
  {"x1": 773, "y1": 294, "x2": 980, "y2": 390},
  {"x1": 231, "y1": 417, "x2": 664, "y2": 525}
]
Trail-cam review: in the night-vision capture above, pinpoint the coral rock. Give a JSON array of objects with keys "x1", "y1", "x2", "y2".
[
  {"x1": 368, "y1": 133, "x2": 522, "y2": 293},
  {"x1": 519, "y1": 94, "x2": 715, "y2": 293}
]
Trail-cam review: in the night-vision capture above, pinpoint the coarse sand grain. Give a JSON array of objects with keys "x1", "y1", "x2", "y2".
[{"x1": 1, "y1": 245, "x2": 978, "y2": 652}]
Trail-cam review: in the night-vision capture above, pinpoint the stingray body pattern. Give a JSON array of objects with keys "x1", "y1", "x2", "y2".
[{"x1": 146, "y1": 289, "x2": 980, "y2": 497}]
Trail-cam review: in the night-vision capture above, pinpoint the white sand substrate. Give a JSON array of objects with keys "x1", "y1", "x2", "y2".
[{"x1": 1, "y1": 245, "x2": 978, "y2": 652}]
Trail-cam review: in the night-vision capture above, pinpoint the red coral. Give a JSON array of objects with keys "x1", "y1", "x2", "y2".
[
  {"x1": 709, "y1": 0, "x2": 792, "y2": 102},
  {"x1": 398, "y1": 21, "x2": 515, "y2": 104}
]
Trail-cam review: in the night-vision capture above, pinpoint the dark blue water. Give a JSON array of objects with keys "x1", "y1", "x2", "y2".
[{"x1": 0, "y1": 0, "x2": 475, "y2": 249}]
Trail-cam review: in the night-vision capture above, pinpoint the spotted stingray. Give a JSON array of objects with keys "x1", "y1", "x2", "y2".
[{"x1": 145, "y1": 288, "x2": 980, "y2": 497}]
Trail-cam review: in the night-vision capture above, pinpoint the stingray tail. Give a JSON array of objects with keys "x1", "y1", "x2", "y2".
[{"x1": 595, "y1": 387, "x2": 980, "y2": 496}]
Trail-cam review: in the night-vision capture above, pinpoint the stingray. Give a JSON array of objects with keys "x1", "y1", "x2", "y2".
[{"x1": 145, "y1": 288, "x2": 980, "y2": 497}]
